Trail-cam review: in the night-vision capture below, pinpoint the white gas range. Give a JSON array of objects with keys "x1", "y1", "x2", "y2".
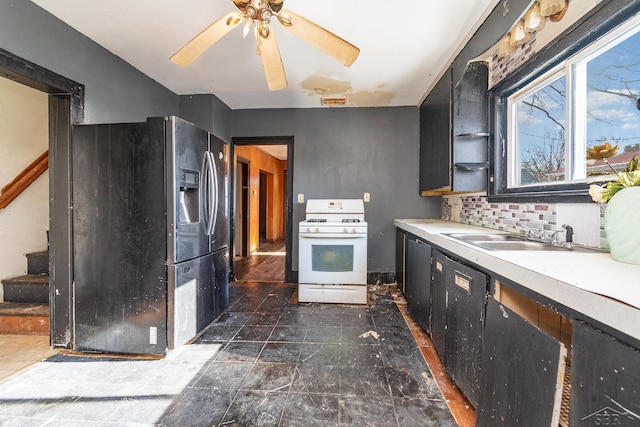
[{"x1": 298, "y1": 199, "x2": 368, "y2": 304}]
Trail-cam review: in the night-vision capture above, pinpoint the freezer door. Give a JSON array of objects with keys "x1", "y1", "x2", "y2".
[
  {"x1": 167, "y1": 116, "x2": 211, "y2": 263},
  {"x1": 213, "y1": 248, "x2": 230, "y2": 317},
  {"x1": 167, "y1": 253, "x2": 215, "y2": 349},
  {"x1": 209, "y1": 134, "x2": 229, "y2": 251}
]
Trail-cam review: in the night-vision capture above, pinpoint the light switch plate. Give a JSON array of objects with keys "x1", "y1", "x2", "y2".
[{"x1": 297, "y1": 193, "x2": 304, "y2": 204}]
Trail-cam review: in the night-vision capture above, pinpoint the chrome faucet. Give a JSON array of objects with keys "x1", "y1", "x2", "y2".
[
  {"x1": 551, "y1": 224, "x2": 574, "y2": 248},
  {"x1": 517, "y1": 221, "x2": 546, "y2": 241}
]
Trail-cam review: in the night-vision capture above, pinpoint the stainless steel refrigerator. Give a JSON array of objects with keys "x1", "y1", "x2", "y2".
[{"x1": 72, "y1": 116, "x2": 228, "y2": 355}]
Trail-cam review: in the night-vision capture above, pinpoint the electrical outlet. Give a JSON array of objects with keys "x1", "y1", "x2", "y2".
[{"x1": 363, "y1": 192, "x2": 370, "y2": 203}]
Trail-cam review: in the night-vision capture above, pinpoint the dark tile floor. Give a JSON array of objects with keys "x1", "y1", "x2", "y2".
[
  {"x1": 163, "y1": 282, "x2": 456, "y2": 426},
  {"x1": 0, "y1": 282, "x2": 456, "y2": 426}
]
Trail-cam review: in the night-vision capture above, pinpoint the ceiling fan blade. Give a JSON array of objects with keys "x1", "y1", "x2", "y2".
[
  {"x1": 257, "y1": 25, "x2": 287, "y2": 91},
  {"x1": 171, "y1": 12, "x2": 243, "y2": 66},
  {"x1": 278, "y1": 9, "x2": 359, "y2": 67}
]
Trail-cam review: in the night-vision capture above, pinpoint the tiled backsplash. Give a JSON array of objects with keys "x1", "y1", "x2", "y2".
[{"x1": 442, "y1": 194, "x2": 608, "y2": 249}]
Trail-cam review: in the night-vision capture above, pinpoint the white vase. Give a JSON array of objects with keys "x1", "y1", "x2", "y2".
[{"x1": 604, "y1": 186, "x2": 640, "y2": 265}]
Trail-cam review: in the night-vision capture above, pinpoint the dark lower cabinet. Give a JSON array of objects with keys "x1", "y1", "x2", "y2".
[
  {"x1": 396, "y1": 229, "x2": 406, "y2": 292},
  {"x1": 444, "y1": 259, "x2": 487, "y2": 408},
  {"x1": 444, "y1": 256, "x2": 487, "y2": 408},
  {"x1": 477, "y1": 298, "x2": 567, "y2": 427},
  {"x1": 405, "y1": 236, "x2": 432, "y2": 333},
  {"x1": 570, "y1": 321, "x2": 640, "y2": 426},
  {"x1": 430, "y1": 249, "x2": 448, "y2": 361}
]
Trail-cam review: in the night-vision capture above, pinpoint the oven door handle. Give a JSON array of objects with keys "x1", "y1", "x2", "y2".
[{"x1": 299, "y1": 233, "x2": 367, "y2": 239}]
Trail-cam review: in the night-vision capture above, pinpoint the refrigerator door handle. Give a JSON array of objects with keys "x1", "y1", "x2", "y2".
[
  {"x1": 210, "y1": 151, "x2": 219, "y2": 236},
  {"x1": 205, "y1": 151, "x2": 216, "y2": 236},
  {"x1": 200, "y1": 152, "x2": 212, "y2": 235}
]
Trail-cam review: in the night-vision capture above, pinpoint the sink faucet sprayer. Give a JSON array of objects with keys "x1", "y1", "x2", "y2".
[
  {"x1": 551, "y1": 224, "x2": 574, "y2": 248},
  {"x1": 563, "y1": 224, "x2": 574, "y2": 248}
]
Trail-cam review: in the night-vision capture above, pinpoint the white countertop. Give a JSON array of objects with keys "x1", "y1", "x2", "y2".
[{"x1": 395, "y1": 219, "x2": 640, "y2": 341}]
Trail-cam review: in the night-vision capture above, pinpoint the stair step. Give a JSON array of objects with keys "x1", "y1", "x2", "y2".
[
  {"x1": 2, "y1": 274, "x2": 49, "y2": 303},
  {"x1": 0, "y1": 302, "x2": 49, "y2": 335},
  {"x1": 26, "y1": 250, "x2": 49, "y2": 275}
]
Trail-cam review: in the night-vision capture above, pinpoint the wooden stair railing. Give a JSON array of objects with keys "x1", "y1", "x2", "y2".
[{"x1": 0, "y1": 150, "x2": 49, "y2": 209}]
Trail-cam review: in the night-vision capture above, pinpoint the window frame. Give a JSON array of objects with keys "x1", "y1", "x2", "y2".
[{"x1": 489, "y1": 0, "x2": 640, "y2": 203}]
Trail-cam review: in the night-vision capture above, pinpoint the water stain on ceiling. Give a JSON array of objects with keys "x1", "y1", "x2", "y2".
[{"x1": 301, "y1": 75, "x2": 395, "y2": 107}]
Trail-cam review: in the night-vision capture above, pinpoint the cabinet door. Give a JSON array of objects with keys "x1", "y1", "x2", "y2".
[
  {"x1": 405, "y1": 236, "x2": 432, "y2": 333},
  {"x1": 396, "y1": 229, "x2": 406, "y2": 292},
  {"x1": 431, "y1": 250, "x2": 448, "y2": 360},
  {"x1": 477, "y1": 298, "x2": 567, "y2": 427},
  {"x1": 419, "y1": 69, "x2": 452, "y2": 194},
  {"x1": 452, "y1": 62, "x2": 489, "y2": 192},
  {"x1": 444, "y1": 256, "x2": 487, "y2": 408},
  {"x1": 570, "y1": 321, "x2": 640, "y2": 425}
]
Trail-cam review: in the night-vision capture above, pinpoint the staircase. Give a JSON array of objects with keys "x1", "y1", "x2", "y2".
[{"x1": 0, "y1": 250, "x2": 49, "y2": 335}]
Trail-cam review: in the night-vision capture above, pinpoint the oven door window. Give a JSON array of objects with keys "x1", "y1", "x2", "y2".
[{"x1": 312, "y1": 245, "x2": 354, "y2": 272}]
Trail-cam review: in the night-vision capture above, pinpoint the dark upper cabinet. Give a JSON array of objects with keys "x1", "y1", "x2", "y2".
[
  {"x1": 419, "y1": 69, "x2": 452, "y2": 195},
  {"x1": 419, "y1": 63, "x2": 489, "y2": 195},
  {"x1": 452, "y1": 62, "x2": 490, "y2": 192}
]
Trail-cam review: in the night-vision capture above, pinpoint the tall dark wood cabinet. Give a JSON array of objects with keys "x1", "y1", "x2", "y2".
[
  {"x1": 419, "y1": 62, "x2": 489, "y2": 195},
  {"x1": 419, "y1": 70, "x2": 452, "y2": 195},
  {"x1": 452, "y1": 62, "x2": 490, "y2": 192}
]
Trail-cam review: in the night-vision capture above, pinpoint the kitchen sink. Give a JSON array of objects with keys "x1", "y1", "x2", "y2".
[
  {"x1": 443, "y1": 232, "x2": 600, "y2": 252},
  {"x1": 444, "y1": 233, "x2": 526, "y2": 242},
  {"x1": 471, "y1": 240, "x2": 577, "y2": 251}
]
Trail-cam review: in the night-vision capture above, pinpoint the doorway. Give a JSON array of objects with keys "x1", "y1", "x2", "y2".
[
  {"x1": 230, "y1": 137, "x2": 293, "y2": 283},
  {"x1": 0, "y1": 48, "x2": 84, "y2": 349}
]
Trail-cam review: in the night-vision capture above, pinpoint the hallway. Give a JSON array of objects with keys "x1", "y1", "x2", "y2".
[{"x1": 234, "y1": 239, "x2": 286, "y2": 282}]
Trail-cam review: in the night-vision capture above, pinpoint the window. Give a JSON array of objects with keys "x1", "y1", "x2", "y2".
[{"x1": 493, "y1": 7, "x2": 640, "y2": 200}]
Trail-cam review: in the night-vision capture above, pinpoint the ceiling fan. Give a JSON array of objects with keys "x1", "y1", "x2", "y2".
[{"x1": 170, "y1": 0, "x2": 360, "y2": 91}]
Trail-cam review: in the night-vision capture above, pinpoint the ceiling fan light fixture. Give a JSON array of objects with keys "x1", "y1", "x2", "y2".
[
  {"x1": 257, "y1": 23, "x2": 270, "y2": 39},
  {"x1": 245, "y1": 5, "x2": 258, "y2": 20},
  {"x1": 261, "y1": 8, "x2": 273, "y2": 21},
  {"x1": 227, "y1": 13, "x2": 244, "y2": 27},
  {"x1": 276, "y1": 13, "x2": 293, "y2": 27}
]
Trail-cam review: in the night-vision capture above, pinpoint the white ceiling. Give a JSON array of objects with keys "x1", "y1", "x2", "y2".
[{"x1": 31, "y1": 0, "x2": 498, "y2": 110}]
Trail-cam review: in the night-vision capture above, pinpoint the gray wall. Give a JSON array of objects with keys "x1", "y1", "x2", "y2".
[
  {"x1": 231, "y1": 107, "x2": 441, "y2": 273},
  {"x1": 179, "y1": 94, "x2": 232, "y2": 142},
  {"x1": 0, "y1": 0, "x2": 178, "y2": 123}
]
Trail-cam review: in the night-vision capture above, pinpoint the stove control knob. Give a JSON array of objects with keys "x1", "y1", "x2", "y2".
[{"x1": 313, "y1": 227, "x2": 320, "y2": 233}]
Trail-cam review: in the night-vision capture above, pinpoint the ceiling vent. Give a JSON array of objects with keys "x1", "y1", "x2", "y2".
[{"x1": 321, "y1": 97, "x2": 347, "y2": 106}]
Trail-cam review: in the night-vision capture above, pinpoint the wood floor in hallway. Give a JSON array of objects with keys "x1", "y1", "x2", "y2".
[{"x1": 234, "y1": 239, "x2": 285, "y2": 282}]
